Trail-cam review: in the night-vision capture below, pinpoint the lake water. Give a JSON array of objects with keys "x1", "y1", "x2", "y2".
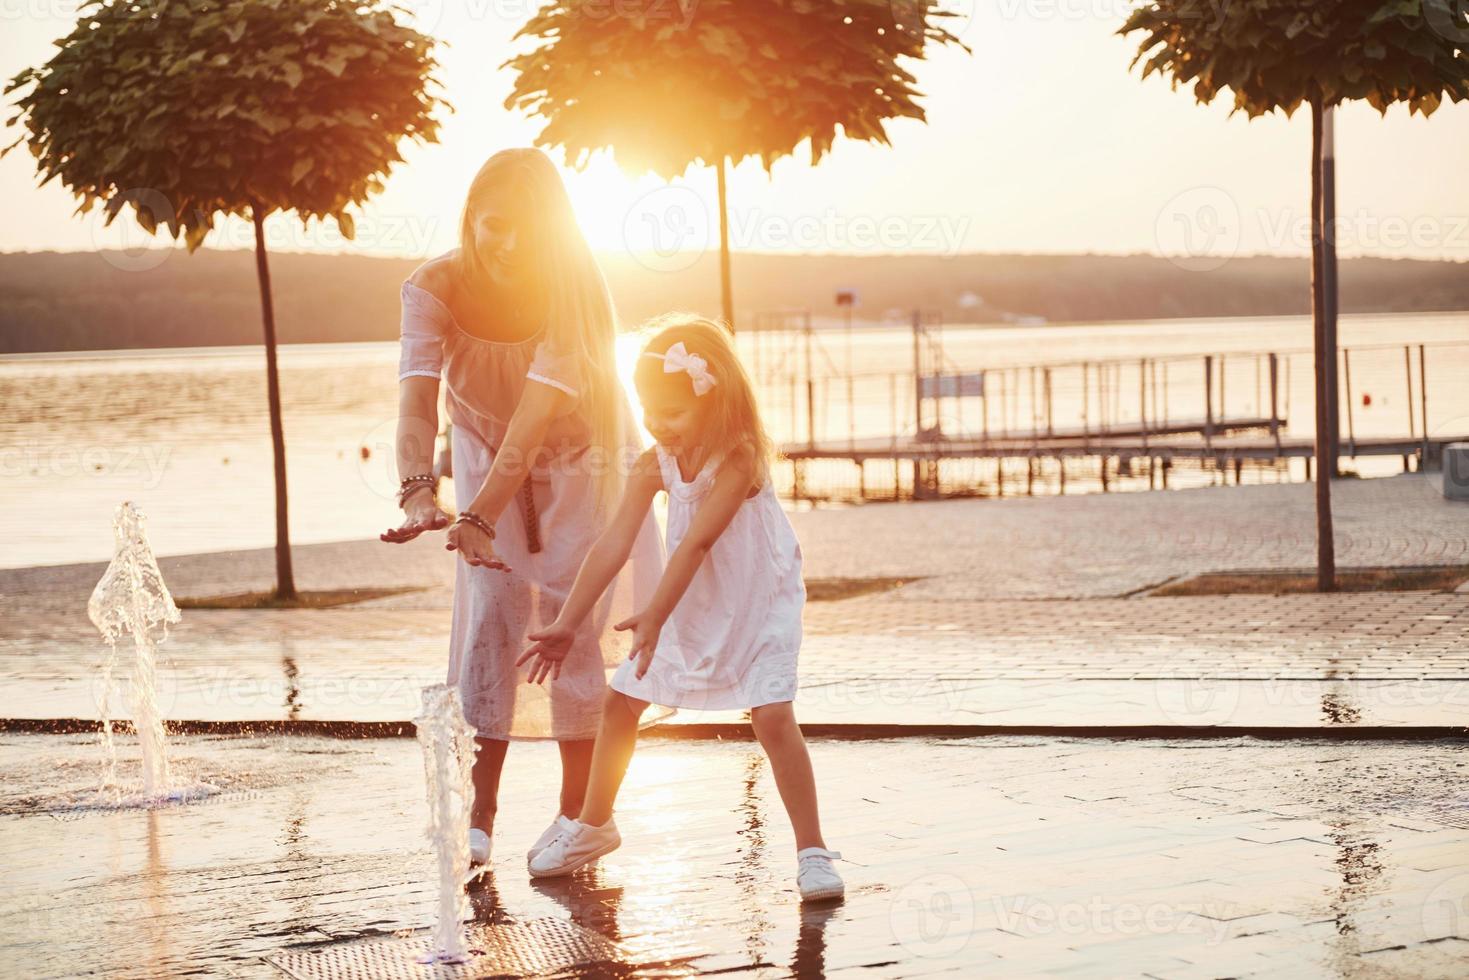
[{"x1": 2, "y1": 311, "x2": 1465, "y2": 570}]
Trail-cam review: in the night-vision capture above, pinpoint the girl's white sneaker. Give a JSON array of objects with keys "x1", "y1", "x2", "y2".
[
  {"x1": 468, "y1": 828, "x2": 491, "y2": 866},
  {"x1": 527, "y1": 817, "x2": 620, "y2": 878},
  {"x1": 796, "y1": 847, "x2": 844, "y2": 901},
  {"x1": 527, "y1": 814, "x2": 577, "y2": 863}
]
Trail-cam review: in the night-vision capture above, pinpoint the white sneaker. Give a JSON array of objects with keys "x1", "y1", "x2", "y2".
[
  {"x1": 796, "y1": 847, "x2": 844, "y2": 901},
  {"x1": 527, "y1": 817, "x2": 620, "y2": 878},
  {"x1": 468, "y1": 828, "x2": 491, "y2": 866},
  {"x1": 527, "y1": 814, "x2": 577, "y2": 863}
]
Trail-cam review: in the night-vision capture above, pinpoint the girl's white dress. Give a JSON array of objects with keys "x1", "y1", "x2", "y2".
[{"x1": 609, "y1": 445, "x2": 804, "y2": 710}]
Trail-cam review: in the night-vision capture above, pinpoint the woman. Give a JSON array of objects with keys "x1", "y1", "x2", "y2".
[{"x1": 381, "y1": 148, "x2": 663, "y2": 867}]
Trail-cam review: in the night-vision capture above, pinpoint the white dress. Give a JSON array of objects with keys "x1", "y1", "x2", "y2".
[
  {"x1": 609, "y1": 445, "x2": 804, "y2": 710},
  {"x1": 398, "y1": 279, "x2": 666, "y2": 741}
]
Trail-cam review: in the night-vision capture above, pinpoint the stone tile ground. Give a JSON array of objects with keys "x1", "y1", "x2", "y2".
[{"x1": 3, "y1": 735, "x2": 1467, "y2": 979}]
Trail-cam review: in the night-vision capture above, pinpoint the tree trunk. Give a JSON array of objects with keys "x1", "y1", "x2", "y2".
[
  {"x1": 1309, "y1": 98, "x2": 1337, "y2": 592},
  {"x1": 716, "y1": 154, "x2": 734, "y2": 333},
  {"x1": 252, "y1": 204, "x2": 297, "y2": 600}
]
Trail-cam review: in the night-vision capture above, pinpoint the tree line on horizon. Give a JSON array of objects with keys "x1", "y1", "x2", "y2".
[{"x1": 3, "y1": 248, "x2": 1466, "y2": 355}]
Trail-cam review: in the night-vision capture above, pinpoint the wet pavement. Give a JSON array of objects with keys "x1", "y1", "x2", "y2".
[
  {"x1": 4, "y1": 733, "x2": 1469, "y2": 979},
  {"x1": 4, "y1": 476, "x2": 1468, "y2": 976}
]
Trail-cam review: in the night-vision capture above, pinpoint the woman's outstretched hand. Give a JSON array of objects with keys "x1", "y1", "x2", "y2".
[
  {"x1": 517, "y1": 622, "x2": 575, "y2": 684},
  {"x1": 381, "y1": 494, "x2": 450, "y2": 543},
  {"x1": 445, "y1": 519, "x2": 511, "y2": 573},
  {"x1": 614, "y1": 610, "x2": 662, "y2": 679}
]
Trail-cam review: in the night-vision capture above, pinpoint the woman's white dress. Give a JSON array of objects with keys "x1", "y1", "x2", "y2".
[
  {"x1": 609, "y1": 445, "x2": 804, "y2": 710},
  {"x1": 398, "y1": 279, "x2": 665, "y2": 740}
]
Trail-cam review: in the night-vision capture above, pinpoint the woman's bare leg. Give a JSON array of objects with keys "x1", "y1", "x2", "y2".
[
  {"x1": 574, "y1": 690, "x2": 648, "y2": 827},
  {"x1": 470, "y1": 736, "x2": 509, "y2": 834},
  {"x1": 557, "y1": 738, "x2": 595, "y2": 818},
  {"x1": 750, "y1": 702, "x2": 827, "y2": 851}
]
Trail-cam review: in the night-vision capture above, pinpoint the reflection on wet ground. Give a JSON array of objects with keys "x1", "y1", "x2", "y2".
[{"x1": 3, "y1": 734, "x2": 1467, "y2": 978}]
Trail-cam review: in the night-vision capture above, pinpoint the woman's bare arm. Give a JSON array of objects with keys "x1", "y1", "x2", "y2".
[
  {"x1": 553, "y1": 449, "x2": 662, "y2": 628},
  {"x1": 465, "y1": 379, "x2": 571, "y2": 523},
  {"x1": 381, "y1": 375, "x2": 450, "y2": 542}
]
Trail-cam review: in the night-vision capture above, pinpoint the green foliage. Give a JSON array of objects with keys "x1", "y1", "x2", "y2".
[
  {"x1": 4, "y1": 0, "x2": 446, "y2": 250},
  {"x1": 503, "y1": 0, "x2": 969, "y2": 177},
  {"x1": 1119, "y1": 0, "x2": 1469, "y2": 117}
]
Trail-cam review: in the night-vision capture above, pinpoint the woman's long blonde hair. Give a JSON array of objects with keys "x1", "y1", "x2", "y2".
[
  {"x1": 635, "y1": 314, "x2": 776, "y2": 491},
  {"x1": 453, "y1": 148, "x2": 625, "y2": 511}
]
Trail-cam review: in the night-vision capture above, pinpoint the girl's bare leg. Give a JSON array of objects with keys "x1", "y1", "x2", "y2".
[
  {"x1": 557, "y1": 738, "x2": 595, "y2": 818},
  {"x1": 470, "y1": 736, "x2": 510, "y2": 834},
  {"x1": 750, "y1": 701, "x2": 827, "y2": 851},
  {"x1": 574, "y1": 690, "x2": 648, "y2": 827}
]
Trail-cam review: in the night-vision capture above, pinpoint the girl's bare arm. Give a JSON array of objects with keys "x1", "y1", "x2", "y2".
[{"x1": 553, "y1": 448, "x2": 664, "y2": 629}]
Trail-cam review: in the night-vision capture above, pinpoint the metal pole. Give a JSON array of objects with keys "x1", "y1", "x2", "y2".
[
  {"x1": 1269, "y1": 352, "x2": 1281, "y2": 448},
  {"x1": 981, "y1": 370, "x2": 989, "y2": 442},
  {"x1": 1082, "y1": 362, "x2": 1090, "y2": 445},
  {"x1": 1044, "y1": 367, "x2": 1053, "y2": 437},
  {"x1": 1419, "y1": 343, "x2": 1429, "y2": 463},
  {"x1": 1322, "y1": 105, "x2": 1341, "y2": 478},
  {"x1": 1204, "y1": 355, "x2": 1214, "y2": 447},
  {"x1": 911, "y1": 309, "x2": 923, "y2": 438},
  {"x1": 1404, "y1": 345, "x2": 1416, "y2": 440}
]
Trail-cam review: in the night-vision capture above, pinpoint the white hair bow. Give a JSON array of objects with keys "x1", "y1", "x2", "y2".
[{"x1": 645, "y1": 341, "x2": 718, "y2": 396}]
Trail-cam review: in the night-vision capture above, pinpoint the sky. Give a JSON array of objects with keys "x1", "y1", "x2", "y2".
[{"x1": 2, "y1": 0, "x2": 1467, "y2": 264}]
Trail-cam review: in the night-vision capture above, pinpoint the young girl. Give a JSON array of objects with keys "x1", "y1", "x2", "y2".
[{"x1": 515, "y1": 315, "x2": 844, "y2": 901}]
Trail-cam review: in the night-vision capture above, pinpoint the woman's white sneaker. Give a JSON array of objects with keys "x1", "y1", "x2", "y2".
[
  {"x1": 527, "y1": 817, "x2": 620, "y2": 878},
  {"x1": 468, "y1": 828, "x2": 491, "y2": 865},
  {"x1": 796, "y1": 847, "x2": 844, "y2": 901},
  {"x1": 527, "y1": 814, "x2": 577, "y2": 863}
]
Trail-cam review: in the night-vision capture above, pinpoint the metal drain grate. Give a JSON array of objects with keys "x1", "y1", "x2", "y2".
[{"x1": 269, "y1": 918, "x2": 625, "y2": 979}]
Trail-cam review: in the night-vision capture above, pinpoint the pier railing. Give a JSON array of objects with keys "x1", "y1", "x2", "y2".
[{"x1": 736, "y1": 324, "x2": 1468, "y2": 501}]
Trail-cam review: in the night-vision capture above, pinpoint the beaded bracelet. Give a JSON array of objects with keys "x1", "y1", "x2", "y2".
[
  {"x1": 397, "y1": 474, "x2": 437, "y2": 507},
  {"x1": 453, "y1": 509, "x2": 496, "y2": 540}
]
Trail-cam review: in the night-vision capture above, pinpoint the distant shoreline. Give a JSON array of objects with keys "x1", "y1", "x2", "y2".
[
  {"x1": 5, "y1": 249, "x2": 1469, "y2": 355},
  {"x1": 3, "y1": 307, "x2": 1466, "y2": 363}
]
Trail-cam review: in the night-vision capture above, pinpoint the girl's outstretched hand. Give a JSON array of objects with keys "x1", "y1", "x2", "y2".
[
  {"x1": 380, "y1": 494, "x2": 450, "y2": 543},
  {"x1": 517, "y1": 622, "x2": 575, "y2": 684},
  {"x1": 614, "y1": 610, "x2": 662, "y2": 679}
]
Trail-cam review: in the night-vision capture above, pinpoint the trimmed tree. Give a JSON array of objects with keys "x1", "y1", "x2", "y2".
[
  {"x1": 5, "y1": 0, "x2": 445, "y2": 600},
  {"x1": 1119, "y1": 0, "x2": 1469, "y2": 591},
  {"x1": 503, "y1": 0, "x2": 969, "y2": 330}
]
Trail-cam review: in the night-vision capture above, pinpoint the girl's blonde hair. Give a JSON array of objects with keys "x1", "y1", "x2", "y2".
[
  {"x1": 634, "y1": 314, "x2": 776, "y2": 490},
  {"x1": 453, "y1": 148, "x2": 625, "y2": 512}
]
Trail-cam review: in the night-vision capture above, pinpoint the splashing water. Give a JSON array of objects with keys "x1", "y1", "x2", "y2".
[
  {"x1": 86, "y1": 501, "x2": 181, "y2": 799},
  {"x1": 415, "y1": 684, "x2": 479, "y2": 964}
]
